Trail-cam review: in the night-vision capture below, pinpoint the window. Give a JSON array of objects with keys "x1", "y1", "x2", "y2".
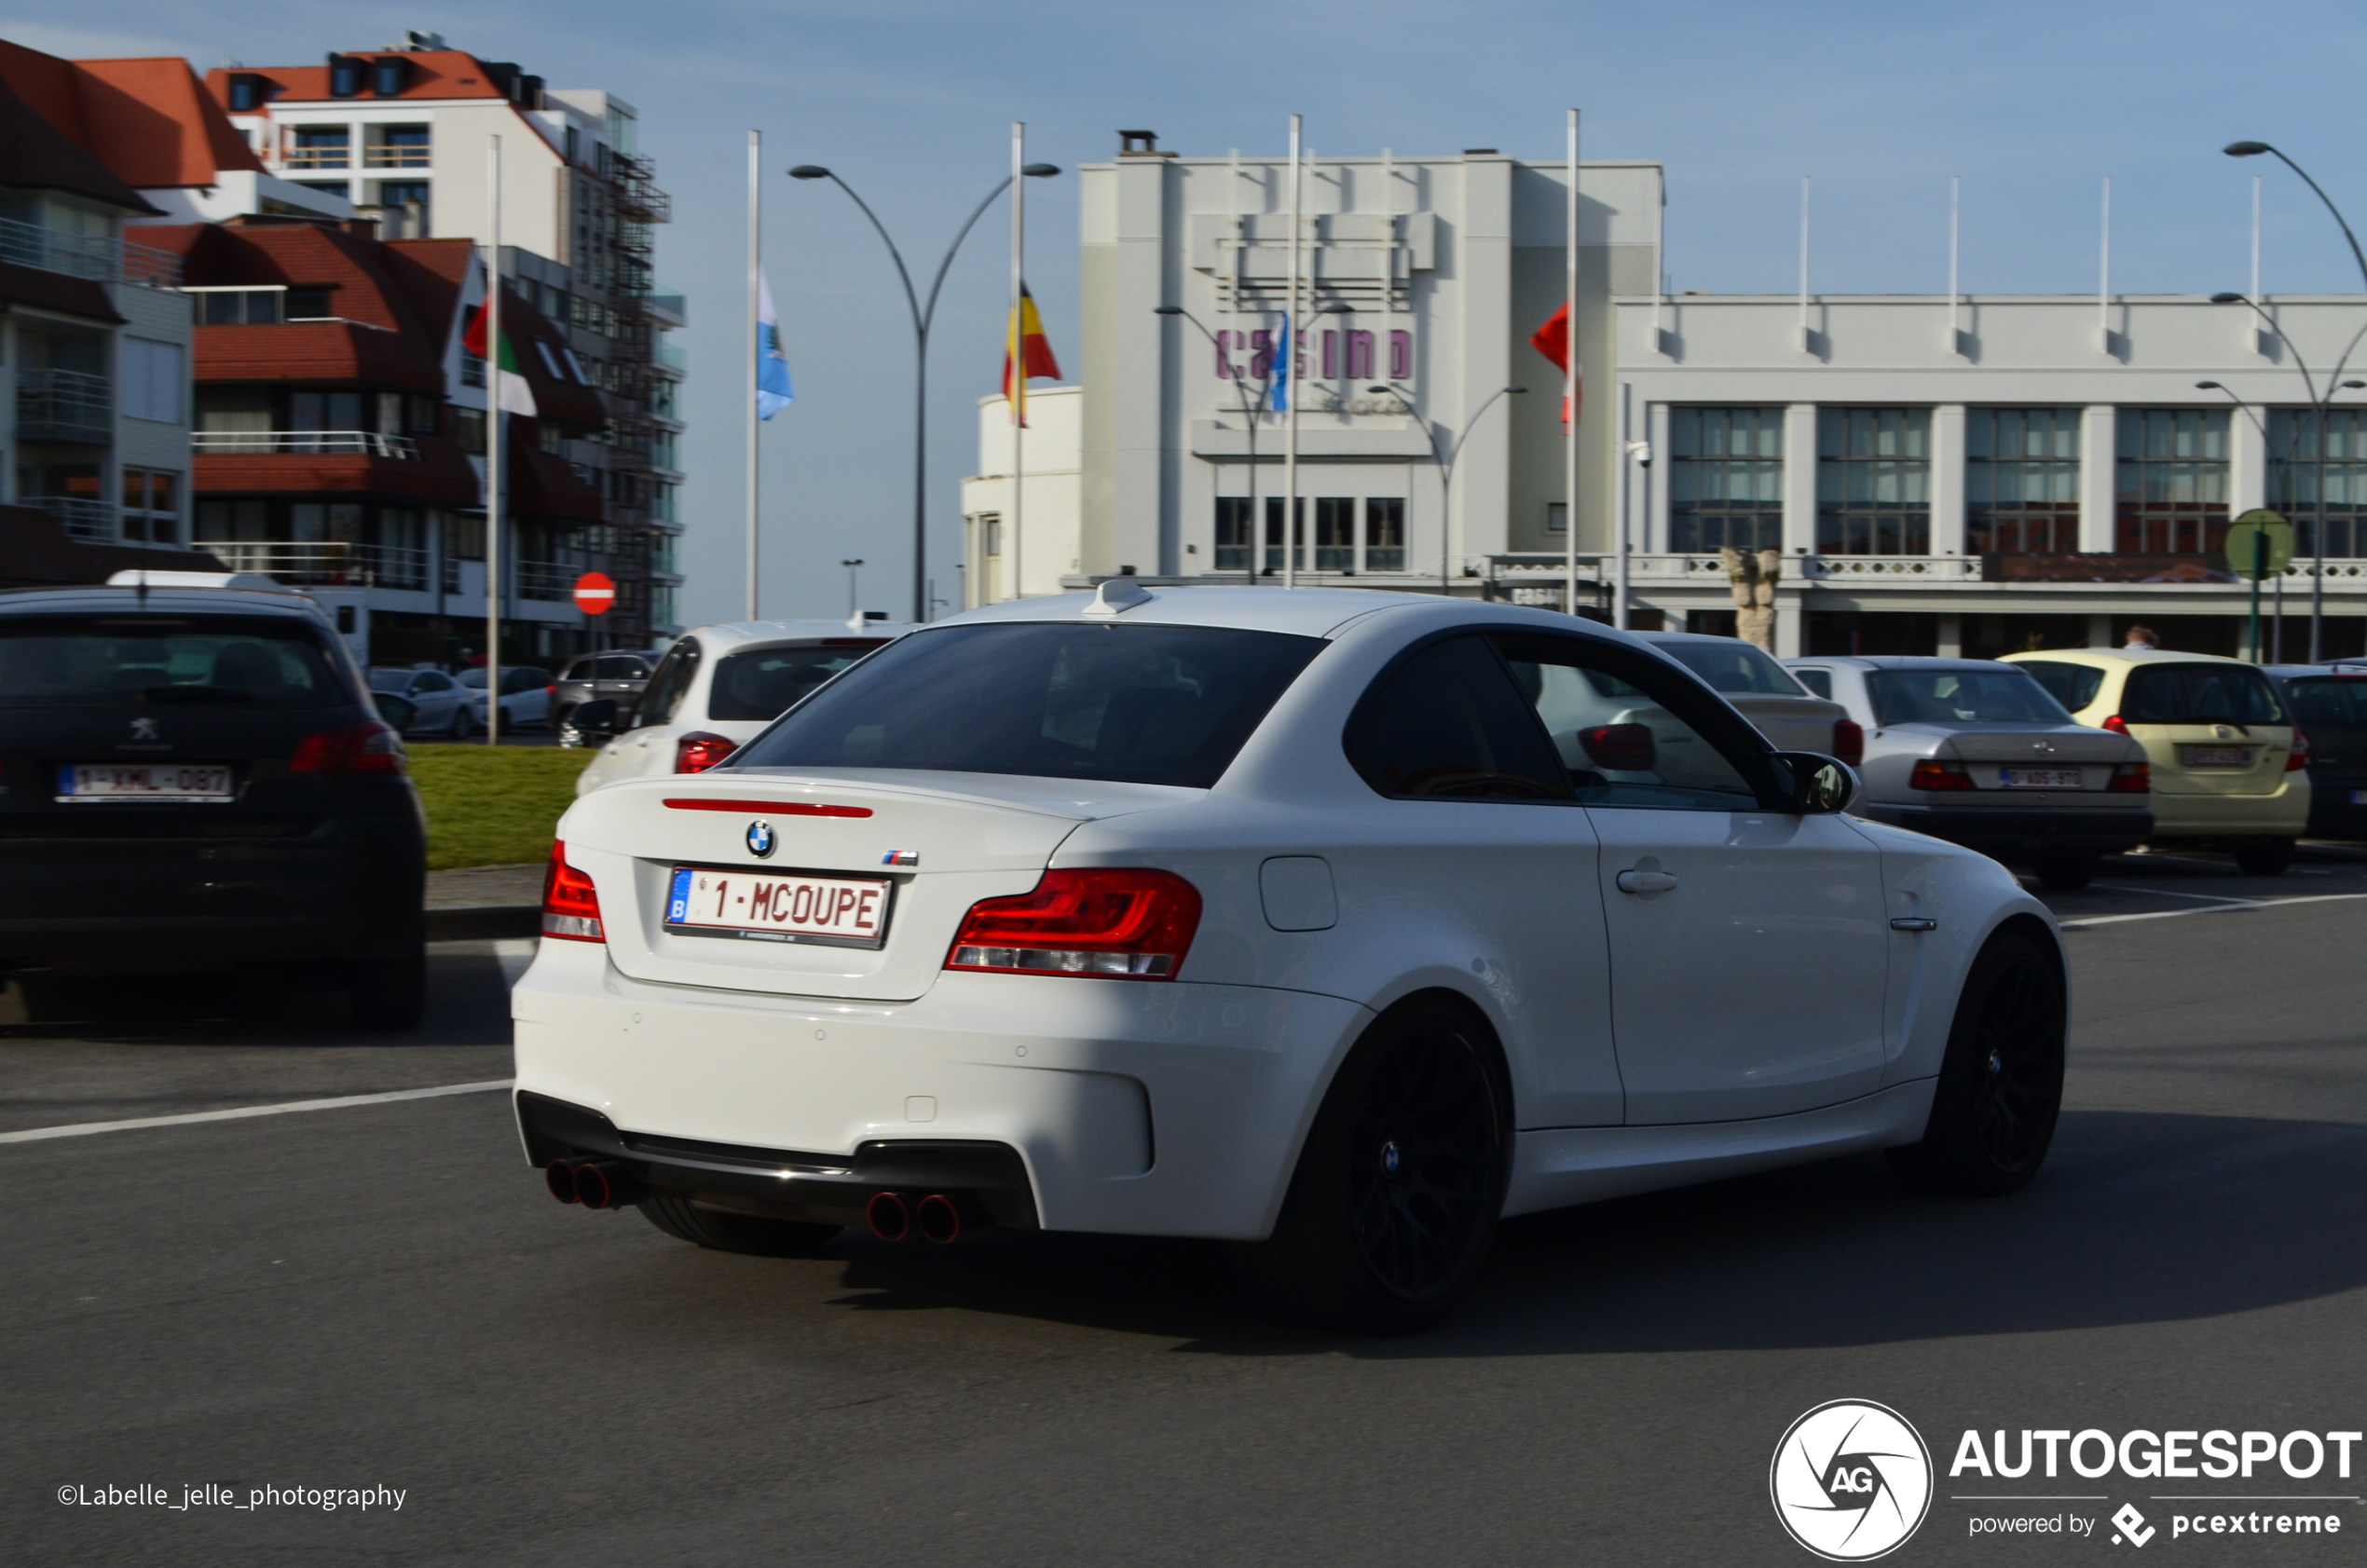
[
  {"x1": 539, "y1": 422, "x2": 564, "y2": 455},
  {"x1": 1865, "y1": 668, "x2": 2072, "y2": 727},
  {"x1": 732, "y1": 623, "x2": 1325, "y2": 788},
  {"x1": 1345, "y1": 635, "x2": 1571, "y2": 801},
  {"x1": 453, "y1": 407, "x2": 486, "y2": 456},
  {"x1": 1968, "y1": 408, "x2": 2081, "y2": 553},
  {"x1": 2122, "y1": 662, "x2": 2284, "y2": 727},
  {"x1": 1364, "y1": 497, "x2": 1405, "y2": 571},
  {"x1": 533, "y1": 339, "x2": 563, "y2": 379},
  {"x1": 1214, "y1": 498, "x2": 1252, "y2": 572},
  {"x1": 327, "y1": 58, "x2": 363, "y2": 99},
  {"x1": 120, "y1": 338, "x2": 183, "y2": 423},
  {"x1": 0, "y1": 615, "x2": 343, "y2": 710},
  {"x1": 2268, "y1": 408, "x2": 2367, "y2": 560},
  {"x1": 1263, "y1": 497, "x2": 1305, "y2": 572},
  {"x1": 2284, "y1": 677, "x2": 2367, "y2": 727},
  {"x1": 1496, "y1": 632, "x2": 1767, "y2": 811},
  {"x1": 2115, "y1": 408, "x2": 2228, "y2": 554},
  {"x1": 1671, "y1": 407, "x2": 1785, "y2": 552},
  {"x1": 633, "y1": 639, "x2": 702, "y2": 728},
  {"x1": 290, "y1": 125, "x2": 350, "y2": 167},
  {"x1": 1315, "y1": 497, "x2": 1355, "y2": 571},
  {"x1": 1650, "y1": 639, "x2": 1808, "y2": 696},
  {"x1": 376, "y1": 182, "x2": 430, "y2": 226},
  {"x1": 979, "y1": 514, "x2": 1002, "y2": 557},
  {"x1": 226, "y1": 74, "x2": 263, "y2": 112},
  {"x1": 371, "y1": 60, "x2": 411, "y2": 99},
  {"x1": 1790, "y1": 666, "x2": 1833, "y2": 699},
  {"x1": 707, "y1": 642, "x2": 888, "y2": 721},
  {"x1": 194, "y1": 289, "x2": 282, "y2": 325},
  {"x1": 1818, "y1": 408, "x2": 1931, "y2": 554},
  {"x1": 2015, "y1": 661, "x2": 2107, "y2": 715},
  {"x1": 119, "y1": 469, "x2": 180, "y2": 544}
]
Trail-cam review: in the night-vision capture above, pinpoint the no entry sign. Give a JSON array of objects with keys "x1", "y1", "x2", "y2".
[{"x1": 572, "y1": 571, "x2": 616, "y2": 616}]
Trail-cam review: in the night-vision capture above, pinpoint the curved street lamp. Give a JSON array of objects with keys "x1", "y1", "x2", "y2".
[
  {"x1": 1373, "y1": 382, "x2": 1527, "y2": 596},
  {"x1": 790, "y1": 161, "x2": 1060, "y2": 621},
  {"x1": 2196, "y1": 376, "x2": 2367, "y2": 659}
]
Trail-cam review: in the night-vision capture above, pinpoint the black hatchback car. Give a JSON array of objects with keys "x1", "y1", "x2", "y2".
[
  {"x1": 0, "y1": 582, "x2": 428, "y2": 1026},
  {"x1": 2267, "y1": 662, "x2": 2367, "y2": 839}
]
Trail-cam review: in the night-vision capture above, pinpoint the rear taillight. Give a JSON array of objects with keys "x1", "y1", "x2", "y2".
[
  {"x1": 674, "y1": 731, "x2": 737, "y2": 773},
  {"x1": 1580, "y1": 723, "x2": 1656, "y2": 771},
  {"x1": 2101, "y1": 714, "x2": 2130, "y2": 735},
  {"x1": 2288, "y1": 727, "x2": 2311, "y2": 771},
  {"x1": 2109, "y1": 762, "x2": 2151, "y2": 793},
  {"x1": 1831, "y1": 719, "x2": 1865, "y2": 767},
  {"x1": 947, "y1": 868, "x2": 1202, "y2": 980},
  {"x1": 291, "y1": 719, "x2": 405, "y2": 776},
  {"x1": 540, "y1": 839, "x2": 604, "y2": 942},
  {"x1": 1910, "y1": 759, "x2": 1977, "y2": 792}
]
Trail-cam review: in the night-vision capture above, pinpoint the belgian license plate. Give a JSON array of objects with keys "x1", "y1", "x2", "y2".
[
  {"x1": 664, "y1": 866, "x2": 893, "y2": 948},
  {"x1": 57, "y1": 764, "x2": 233, "y2": 802},
  {"x1": 1999, "y1": 768, "x2": 2086, "y2": 788},
  {"x1": 2182, "y1": 746, "x2": 2251, "y2": 768}
]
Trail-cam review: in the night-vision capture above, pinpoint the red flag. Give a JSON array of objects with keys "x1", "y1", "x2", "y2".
[
  {"x1": 1528, "y1": 302, "x2": 1582, "y2": 424},
  {"x1": 1002, "y1": 283, "x2": 1061, "y2": 425}
]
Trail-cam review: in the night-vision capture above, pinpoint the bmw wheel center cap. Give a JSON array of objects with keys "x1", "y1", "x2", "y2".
[{"x1": 745, "y1": 820, "x2": 775, "y2": 858}]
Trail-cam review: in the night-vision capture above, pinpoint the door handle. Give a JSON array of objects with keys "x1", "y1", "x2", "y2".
[
  {"x1": 1889, "y1": 917, "x2": 1937, "y2": 932},
  {"x1": 1616, "y1": 869, "x2": 1679, "y2": 894}
]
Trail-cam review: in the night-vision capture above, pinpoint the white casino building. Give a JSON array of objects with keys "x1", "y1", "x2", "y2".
[{"x1": 965, "y1": 133, "x2": 2367, "y2": 660}]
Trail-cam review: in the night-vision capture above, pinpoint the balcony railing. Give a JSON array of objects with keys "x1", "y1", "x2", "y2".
[
  {"x1": 192, "y1": 430, "x2": 418, "y2": 458},
  {"x1": 0, "y1": 216, "x2": 180, "y2": 287},
  {"x1": 363, "y1": 145, "x2": 431, "y2": 168},
  {"x1": 652, "y1": 338, "x2": 687, "y2": 374},
  {"x1": 198, "y1": 541, "x2": 431, "y2": 592},
  {"x1": 18, "y1": 369, "x2": 112, "y2": 445},
  {"x1": 516, "y1": 561, "x2": 575, "y2": 602},
  {"x1": 280, "y1": 147, "x2": 350, "y2": 170},
  {"x1": 23, "y1": 496, "x2": 117, "y2": 543}
]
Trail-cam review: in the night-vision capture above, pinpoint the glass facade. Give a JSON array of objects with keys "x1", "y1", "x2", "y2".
[
  {"x1": 1364, "y1": 498, "x2": 1405, "y2": 571},
  {"x1": 1669, "y1": 407, "x2": 1784, "y2": 552},
  {"x1": 2268, "y1": 407, "x2": 2367, "y2": 560},
  {"x1": 1817, "y1": 408, "x2": 1931, "y2": 554},
  {"x1": 2115, "y1": 408, "x2": 2228, "y2": 553},
  {"x1": 1967, "y1": 408, "x2": 2080, "y2": 553}
]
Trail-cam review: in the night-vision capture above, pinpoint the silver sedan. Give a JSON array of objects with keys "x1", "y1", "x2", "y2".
[{"x1": 1784, "y1": 656, "x2": 2152, "y2": 889}]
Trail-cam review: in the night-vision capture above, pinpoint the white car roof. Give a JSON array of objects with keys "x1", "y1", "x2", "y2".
[
  {"x1": 679, "y1": 619, "x2": 916, "y2": 653},
  {"x1": 944, "y1": 583, "x2": 1641, "y2": 644}
]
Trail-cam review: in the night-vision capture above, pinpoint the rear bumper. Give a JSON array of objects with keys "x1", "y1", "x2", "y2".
[
  {"x1": 2149, "y1": 779, "x2": 2311, "y2": 839},
  {"x1": 1862, "y1": 801, "x2": 2153, "y2": 855},
  {"x1": 2305, "y1": 777, "x2": 2367, "y2": 840},
  {"x1": 511, "y1": 938, "x2": 1373, "y2": 1240}
]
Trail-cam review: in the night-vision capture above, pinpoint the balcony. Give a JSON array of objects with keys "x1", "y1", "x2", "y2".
[
  {"x1": 516, "y1": 561, "x2": 575, "y2": 601},
  {"x1": 280, "y1": 146, "x2": 350, "y2": 170},
  {"x1": 0, "y1": 216, "x2": 180, "y2": 287},
  {"x1": 652, "y1": 338, "x2": 687, "y2": 375},
  {"x1": 192, "y1": 430, "x2": 418, "y2": 458},
  {"x1": 17, "y1": 369, "x2": 112, "y2": 445},
  {"x1": 23, "y1": 496, "x2": 117, "y2": 542},
  {"x1": 363, "y1": 146, "x2": 431, "y2": 169},
  {"x1": 199, "y1": 541, "x2": 430, "y2": 591}
]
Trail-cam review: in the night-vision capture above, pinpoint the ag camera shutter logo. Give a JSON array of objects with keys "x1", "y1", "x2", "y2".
[{"x1": 1771, "y1": 1399, "x2": 1934, "y2": 1561}]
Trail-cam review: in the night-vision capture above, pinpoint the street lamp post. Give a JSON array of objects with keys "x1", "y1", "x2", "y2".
[
  {"x1": 1372, "y1": 382, "x2": 1526, "y2": 597},
  {"x1": 789, "y1": 161, "x2": 1060, "y2": 623},
  {"x1": 840, "y1": 557, "x2": 864, "y2": 620},
  {"x1": 2197, "y1": 376, "x2": 2367, "y2": 659}
]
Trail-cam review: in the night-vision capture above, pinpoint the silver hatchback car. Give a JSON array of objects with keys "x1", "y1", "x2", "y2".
[{"x1": 1785, "y1": 656, "x2": 2152, "y2": 888}]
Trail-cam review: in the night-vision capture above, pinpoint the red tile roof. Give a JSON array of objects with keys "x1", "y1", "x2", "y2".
[
  {"x1": 0, "y1": 42, "x2": 261, "y2": 188},
  {"x1": 202, "y1": 51, "x2": 511, "y2": 106},
  {"x1": 0, "y1": 69, "x2": 158, "y2": 213},
  {"x1": 194, "y1": 438, "x2": 482, "y2": 507}
]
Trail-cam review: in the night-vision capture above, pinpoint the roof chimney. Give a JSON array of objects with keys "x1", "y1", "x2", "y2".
[{"x1": 1118, "y1": 130, "x2": 1170, "y2": 158}]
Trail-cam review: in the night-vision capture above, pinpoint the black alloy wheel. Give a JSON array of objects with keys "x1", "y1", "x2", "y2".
[{"x1": 1890, "y1": 932, "x2": 2065, "y2": 1196}]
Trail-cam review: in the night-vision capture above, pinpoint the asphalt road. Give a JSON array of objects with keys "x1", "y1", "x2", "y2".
[{"x1": 7, "y1": 846, "x2": 2367, "y2": 1566}]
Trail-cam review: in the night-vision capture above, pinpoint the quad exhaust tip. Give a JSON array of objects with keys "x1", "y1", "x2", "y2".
[
  {"x1": 866, "y1": 1191, "x2": 911, "y2": 1242},
  {"x1": 914, "y1": 1193, "x2": 963, "y2": 1245},
  {"x1": 545, "y1": 1158, "x2": 641, "y2": 1210}
]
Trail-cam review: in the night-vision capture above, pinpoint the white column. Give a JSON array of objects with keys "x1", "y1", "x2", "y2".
[
  {"x1": 1646, "y1": 401, "x2": 1671, "y2": 552},
  {"x1": 1936, "y1": 613, "x2": 1963, "y2": 657},
  {"x1": 1929, "y1": 403, "x2": 1967, "y2": 557},
  {"x1": 1782, "y1": 402, "x2": 1819, "y2": 555},
  {"x1": 2079, "y1": 404, "x2": 2117, "y2": 552},
  {"x1": 2230, "y1": 402, "x2": 2268, "y2": 513}
]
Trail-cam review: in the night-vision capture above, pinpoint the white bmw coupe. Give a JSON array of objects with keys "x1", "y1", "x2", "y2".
[{"x1": 514, "y1": 584, "x2": 2066, "y2": 1332}]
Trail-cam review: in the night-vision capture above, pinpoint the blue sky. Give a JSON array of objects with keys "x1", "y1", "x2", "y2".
[{"x1": 20, "y1": 0, "x2": 2367, "y2": 623}]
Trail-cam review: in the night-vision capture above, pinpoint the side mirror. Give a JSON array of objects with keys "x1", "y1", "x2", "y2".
[
  {"x1": 1771, "y1": 751, "x2": 1859, "y2": 814},
  {"x1": 570, "y1": 698, "x2": 619, "y2": 736},
  {"x1": 372, "y1": 691, "x2": 418, "y2": 731}
]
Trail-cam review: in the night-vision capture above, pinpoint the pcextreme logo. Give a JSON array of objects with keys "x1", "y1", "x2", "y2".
[{"x1": 1771, "y1": 1399, "x2": 1936, "y2": 1561}]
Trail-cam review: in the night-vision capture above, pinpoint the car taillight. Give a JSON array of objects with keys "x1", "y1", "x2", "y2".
[
  {"x1": 947, "y1": 868, "x2": 1202, "y2": 980},
  {"x1": 540, "y1": 839, "x2": 604, "y2": 942},
  {"x1": 1579, "y1": 723, "x2": 1656, "y2": 771},
  {"x1": 2101, "y1": 714, "x2": 2129, "y2": 735},
  {"x1": 2108, "y1": 762, "x2": 2151, "y2": 793},
  {"x1": 2289, "y1": 727, "x2": 2311, "y2": 771},
  {"x1": 1831, "y1": 719, "x2": 1864, "y2": 767},
  {"x1": 674, "y1": 731, "x2": 737, "y2": 773},
  {"x1": 291, "y1": 718, "x2": 406, "y2": 775},
  {"x1": 1910, "y1": 759, "x2": 1977, "y2": 791}
]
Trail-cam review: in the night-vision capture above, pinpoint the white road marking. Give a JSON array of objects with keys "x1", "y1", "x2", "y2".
[
  {"x1": 0, "y1": 1080, "x2": 513, "y2": 1145},
  {"x1": 2087, "y1": 883, "x2": 2254, "y2": 905},
  {"x1": 2059, "y1": 893, "x2": 2367, "y2": 930}
]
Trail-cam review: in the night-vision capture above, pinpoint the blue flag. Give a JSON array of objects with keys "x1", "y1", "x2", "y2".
[
  {"x1": 1266, "y1": 311, "x2": 1290, "y2": 414},
  {"x1": 757, "y1": 272, "x2": 794, "y2": 420}
]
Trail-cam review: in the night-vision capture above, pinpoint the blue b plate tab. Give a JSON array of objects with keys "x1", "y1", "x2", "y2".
[{"x1": 665, "y1": 866, "x2": 693, "y2": 924}]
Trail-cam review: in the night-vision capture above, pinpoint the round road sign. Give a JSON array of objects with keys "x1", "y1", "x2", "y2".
[
  {"x1": 2225, "y1": 510, "x2": 2295, "y2": 581},
  {"x1": 572, "y1": 571, "x2": 616, "y2": 616}
]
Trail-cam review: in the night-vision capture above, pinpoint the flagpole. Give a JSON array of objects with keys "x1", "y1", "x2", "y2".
[
  {"x1": 1566, "y1": 108, "x2": 1580, "y2": 620},
  {"x1": 746, "y1": 130, "x2": 760, "y2": 620},
  {"x1": 1283, "y1": 114, "x2": 1301, "y2": 591},
  {"x1": 1009, "y1": 120, "x2": 1024, "y2": 605},
  {"x1": 485, "y1": 134, "x2": 502, "y2": 747}
]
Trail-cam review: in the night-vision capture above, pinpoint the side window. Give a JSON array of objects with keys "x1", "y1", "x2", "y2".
[
  {"x1": 1493, "y1": 634, "x2": 1765, "y2": 811},
  {"x1": 1343, "y1": 635, "x2": 1572, "y2": 801},
  {"x1": 595, "y1": 655, "x2": 641, "y2": 679},
  {"x1": 635, "y1": 640, "x2": 701, "y2": 728},
  {"x1": 415, "y1": 671, "x2": 453, "y2": 693},
  {"x1": 2018, "y1": 661, "x2": 2105, "y2": 715},
  {"x1": 1790, "y1": 666, "x2": 1833, "y2": 699}
]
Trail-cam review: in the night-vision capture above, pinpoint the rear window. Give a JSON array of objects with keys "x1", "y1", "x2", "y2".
[
  {"x1": 368, "y1": 668, "x2": 411, "y2": 692},
  {"x1": 2285, "y1": 677, "x2": 2367, "y2": 727},
  {"x1": 707, "y1": 641, "x2": 885, "y2": 722},
  {"x1": 2018, "y1": 661, "x2": 2107, "y2": 714},
  {"x1": 2124, "y1": 663, "x2": 2287, "y2": 727},
  {"x1": 1867, "y1": 668, "x2": 2072, "y2": 727},
  {"x1": 728, "y1": 622, "x2": 1324, "y2": 788},
  {"x1": 0, "y1": 616, "x2": 345, "y2": 709},
  {"x1": 1652, "y1": 639, "x2": 1806, "y2": 696}
]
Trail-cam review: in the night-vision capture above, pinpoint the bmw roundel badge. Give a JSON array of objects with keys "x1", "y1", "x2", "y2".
[{"x1": 746, "y1": 820, "x2": 776, "y2": 858}]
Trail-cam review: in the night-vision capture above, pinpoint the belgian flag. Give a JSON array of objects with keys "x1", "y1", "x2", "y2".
[{"x1": 1003, "y1": 283, "x2": 1061, "y2": 426}]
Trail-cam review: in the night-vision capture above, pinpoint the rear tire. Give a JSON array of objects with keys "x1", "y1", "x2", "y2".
[
  {"x1": 1889, "y1": 931, "x2": 2065, "y2": 1196},
  {"x1": 1232, "y1": 999, "x2": 1511, "y2": 1334},
  {"x1": 2233, "y1": 838, "x2": 2296, "y2": 876},
  {"x1": 349, "y1": 941, "x2": 426, "y2": 1030},
  {"x1": 640, "y1": 1193, "x2": 841, "y2": 1256},
  {"x1": 2032, "y1": 853, "x2": 2100, "y2": 891}
]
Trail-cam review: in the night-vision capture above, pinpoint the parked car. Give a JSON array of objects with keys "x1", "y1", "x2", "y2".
[
  {"x1": 0, "y1": 574, "x2": 427, "y2": 1027},
  {"x1": 458, "y1": 664, "x2": 554, "y2": 733},
  {"x1": 572, "y1": 620, "x2": 910, "y2": 795},
  {"x1": 2004, "y1": 648, "x2": 2309, "y2": 875},
  {"x1": 553, "y1": 648, "x2": 664, "y2": 748},
  {"x1": 2264, "y1": 663, "x2": 2367, "y2": 839},
  {"x1": 1637, "y1": 632, "x2": 1863, "y2": 766},
  {"x1": 1785, "y1": 656, "x2": 2151, "y2": 888},
  {"x1": 368, "y1": 665, "x2": 471, "y2": 737},
  {"x1": 517, "y1": 585, "x2": 2064, "y2": 1333}
]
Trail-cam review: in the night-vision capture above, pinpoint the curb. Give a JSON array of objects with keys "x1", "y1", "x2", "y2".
[{"x1": 426, "y1": 905, "x2": 540, "y2": 942}]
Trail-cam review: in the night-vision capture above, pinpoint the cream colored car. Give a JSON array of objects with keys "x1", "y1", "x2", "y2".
[{"x1": 2003, "y1": 648, "x2": 2310, "y2": 874}]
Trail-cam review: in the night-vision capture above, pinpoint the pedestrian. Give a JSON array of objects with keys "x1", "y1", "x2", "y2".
[{"x1": 2123, "y1": 624, "x2": 2160, "y2": 649}]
